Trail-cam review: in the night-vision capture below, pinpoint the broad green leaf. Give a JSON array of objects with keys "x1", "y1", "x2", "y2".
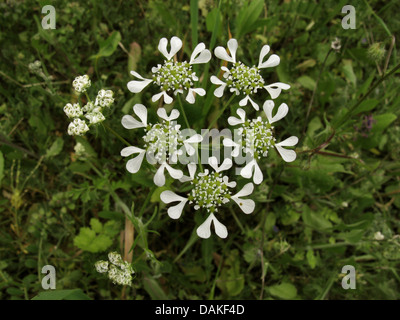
[
  {"x1": 371, "y1": 113, "x2": 397, "y2": 133},
  {"x1": 32, "y1": 289, "x2": 90, "y2": 300},
  {"x1": 306, "y1": 250, "x2": 317, "y2": 269},
  {"x1": 342, "y1": 59, "x2": 357, "y2": 86},
  {"x1": 46, "y1": 137, "x2": 64, "y2": 158},
  {"x1": 90, "y1": 218, "x2": 103, "y2": 233},
  {"x1": 90, "y1": 31, "x2": 121, "y2": 60},
  {"x1": 297, "y1": 75, "x2": 316, "y2": 91},
  {"x1": 302, "y1": 207, "x2": 332, "y2": 231},
  {"x1": 268, "y1": 282, "x2": 297, "y2": 300},
  {"x1": 235, "y1": 0, "x2": 264, "y2": 38},
  {"x1": 353, "y1": 99, "x2": 379, "y2": 114}
]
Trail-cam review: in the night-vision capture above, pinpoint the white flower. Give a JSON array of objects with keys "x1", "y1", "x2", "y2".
[
  {"x1": 223, "y1": 100, "x2": 298, "y2": 184},
  {"x1": 63, "y1": 103, "x2": 83, "y2": 118},
  {"x1": 94, "y1": 260, "x2": 109, "y2": 273},
  {"x1": 211, "y1": 38, "x2": 290, "y2": 110},
  {"x1": 85, "y1": 110, "x2": 105, "y2": 124},
  {"x1": 82, "y1": 101, "x2": 95, "y2": 113},
  {"x1": 74, "y1": 142, "x2": 86, "y2": 158},
  {"x1": 374, "y1": 231, "x2": 385, "y2": 241},
  {"x1": 72, "y1": 74, "x2": 91, "y2": 93},
  {"x1": 121, "y1": 104, "x2": 203, "y2": 186},
  {"x1": 127, "y1": 36, "x2": 211, "y2": 104},
  {"x1": 102, "y1": 253, "x2": 135, "y2": 286},
  {"x1": 67, "y1": 118, "x2": 89, "y2": 136},
  {"x1": 95, "y1": 89, "x2": 114, "y2": 108},
  {"x1": 160, "y1": 157, "x2": 255, "y2": 239}
]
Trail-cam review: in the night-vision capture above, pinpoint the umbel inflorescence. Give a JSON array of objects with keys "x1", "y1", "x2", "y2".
[
  {"x1": 121, "y1": 36, "x2": 298, "y2": 239},
  {"x1": 63, "y1": 75, "x2": 115, "y2": 136}
]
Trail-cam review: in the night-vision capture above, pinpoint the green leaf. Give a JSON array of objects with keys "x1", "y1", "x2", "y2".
[
  {"x1": 235, "y1": 0, "x2": 264, "y2": 38},
  {"x1": 268, "y1": 282, "x2": 297, "y2": 300},
  {"x1": 32, "y1": 289, "x2": 90, "y2": 300},
  {"x1": 306, "y1": 250, "x2": 317, "y2": 269},
  {"x1": 297, "y1": 75, "x2": 316, "y2": 91},
  {"x1": 353, "y1": 99, "x2": 379, "y2": 114},
  {"x1": 90, "y1": 31, "x2": 121, "y2": 60},
  {"x1": 206, "y1": 8, "x2": 222, "y2": 38},
  {"x1": 342, "y1": 59, "x2": 357, "y2": 86},
  {"x1": 143, "y1": 276, "x2": 168, "y2": 300},
  {"x1": 46, "y1": 137, "x2": 64, "y2": 158},
  {"x1": 90, "y1": 218, "x2": 103, "y2": 233},
  {"x1": 0, "y1": 151, "x2": 4, "y2": 186},
  {"x1": 302, "y1": 207, "x2": 332, "y2": 231},
  {"x1": 371, "y1": 113, "x2": 397, "y2": 133}
]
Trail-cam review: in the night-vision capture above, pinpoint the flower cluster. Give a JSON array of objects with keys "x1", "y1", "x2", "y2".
[
  {"x1": 95, "y1": 252, "x2": 135, "y2": 286},
  {"x1": 128, "y1": 36, "x2": 211, "y2": 104},
  {"x1": 64, "y1": 75, "x2": 114, "y2": 135},
  {"x1": 122, "y1": 36, "x2": 298, "y2": 239}
]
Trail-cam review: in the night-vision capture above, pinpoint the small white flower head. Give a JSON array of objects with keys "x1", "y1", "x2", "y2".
[
  {"x1": 121, "y1": 104, "x2": 202, "y2": 186},
  {"x1": 63, "y1": 103, "x2": 83, "y2": 118},
  {"x1": 97, "y1": 252, "x2": 135, "y2": 286},
  {"x1": 72, "y1": 74, "x2": 91, "y2": 93},
  {"x1": 127, "y1": 36, "x2": 211, "y2": 104},
  {"x1": 224, "y1": 101, "x2": 298, "y2": 184},
  {"x1": 94, "y1": 260, "x2": 109, "y2": 273},
  {"x1": 211, "y1": 38, "x2": 290, "y2": 109},
  {"x1": 67, "y1": 118, "x2": 89, "y2": 136},
  {"x1": 374, "y1": 231, "x2": 385, "y2": 241},
  {"x1": 160, "y1": 157, "x2": 255, "y2": 239},
  {"x1": 95, "y1": 89, "x2": 114, "y2": 108},
  {"x1": 74, "y1": 142, "x2": 86, "y2": 158},
  {"x1": 331, "y1": 37, "x2": 341, "y2": 52},
  {"x1": 85, "y1": 110, "x2": 105, "y2": 124},
  {"x1": 82, "y1": 101, "x2": 95, "y2": 113},
  {"x1": 108, "y1": 251, "x2": 123, "y2": 266}
]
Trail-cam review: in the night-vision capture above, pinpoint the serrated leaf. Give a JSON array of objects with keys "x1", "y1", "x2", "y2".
[{"x1": 90, "y1": 218, "x2": 103, "y2": 233}]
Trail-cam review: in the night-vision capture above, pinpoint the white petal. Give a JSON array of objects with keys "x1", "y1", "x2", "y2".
[
  {"x1": 160, "y1": 190, "x2": 186, "y2": 203},
  {"x1": 121, "y1": 146, "x2": 145, "y2": 157},
  {"x1": 275, "y1": 146, "x2": 296, "y2": 162},
  {"x1": 276, "y1": 136, "x2": 299, "y2": 147},
  {"x1": 154, "y1": 163, "x2": 167, "y2": 186},
  {"x1": 130, "y1": 70, "x2": 147, "y2": 79},
  {"x1": 223, "y1": 176, "x2": 236, "y2": 188},
  {"x1": 196, "y1": 214, "x2": 213, "y2": 239},
  {"x1": 239, "y1": 95, "x2": 259, "y2": 111},
  {"x1": 264, "y1": 82, "x2": 291, "y2": 99},
  {"x1": 158, "y1": 36, "x2": 182, "y2": 60},
  {"x1": 127, "y1": 79, "x2": 152, "y2": 93},
  {"x1": 184, "y1": 133, "x2": 203, "y2": 144},
  {"x1": 160, "y1": 191, "x2": 188, "y2": 219},
  {"x1": 211, "y1": 215, "x2": 228, "y2": 238},
  {"x1": 259, "y1": 52, "x2": 280, "y2": 69},
  {"x1": 257, "y1": 45, "x2": 270, "y2": 68},
  {"x1": 190, "y1": 43, "x2": 212, "y2": 64},
  {"x1": 227, "y1": 108, "x2": 246, "y2": 126},
  {"x1": 214, "y1": 46, "x2": 235, "y2": 63},
  {"x1": 223, "y1": 138, "x2": 240, "y2": 157},
  {"x1": 133, "y1": 104, "x2": 148, "y2": 125},
  {"x1": 253, "y1": 160, "x2": 263, "y2": 185},
  {"x1": 152, "y1": 91, "x2": 173, "y2": 104},
  {"x1": 210, "y1": 75, "x2": 225, "y2": 85},
  {"x1": 185, "y1": 88, "x2": 206, "y2": 104},
  {"x1": 167, "y1": 200, "x2": 188, "y2": 219},
  {"x1": 227, "y1": 38, "x2": 238, "y2": 63},
  {"x1": 240, "y1": 159, "x2": 255, "y2": 179},
  {"x1": 233, "y1": 182, "x2": 254, "y2": 198},
  {"x1": 233, "y1": 198, "x2": 255, "y2": 214},
  {"x1": 208, "y1": 156, "x2": 232, "y2": 173},
  {"x1": 188, "y1": 163, "x2": 197, "y2": 180},
  {"x1": 164, "y1": 163, "x2": 183, "y2": 180},
  {"x1": 121, "y1": 115, "x2": 146, "y2": 129},
  {"x1": 214, "y1": 84, "x2": 226, "y2": 98},
  {"x1": 263, "y1": 100, "x2": 275, "y2": 123},
  {"x1": 157, "y1": 108, "x2": 180, "y2": 121},
  {"x1": 125, "y1": 151, "x2": 145, "y2": 174}
]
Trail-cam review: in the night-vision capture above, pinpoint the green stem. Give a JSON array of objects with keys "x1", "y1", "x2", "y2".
[
  {"x1": 177, "y1": 95, "x2": 191, "y2": 129},
  {"x1": 103, "y1": 123, "x2": 131, "y2": 146},
  {"x1": 333, "y1": 62, "x2": 400, "y2": 129},
  {"x1": 206, "y1": 94, "x2": 236, "y2": 131}
]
